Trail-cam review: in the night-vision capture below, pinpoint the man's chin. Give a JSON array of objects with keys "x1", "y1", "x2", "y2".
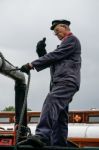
[{"x1": 58, "y1": 36, "x2": 63, "y2": 40}]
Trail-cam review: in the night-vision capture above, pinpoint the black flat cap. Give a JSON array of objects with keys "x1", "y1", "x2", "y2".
[{"x1": 50, "y1": 19, "x2": 71, "y2": 30}]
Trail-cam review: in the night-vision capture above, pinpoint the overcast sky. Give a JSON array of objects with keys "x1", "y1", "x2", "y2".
[{"x1": 0, "y1": 0, "x2": 99, "y2": 111}]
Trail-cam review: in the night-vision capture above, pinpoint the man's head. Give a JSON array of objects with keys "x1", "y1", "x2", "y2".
[{"x1": 50, "y1": 19, "x2": 71, "y2": 40}]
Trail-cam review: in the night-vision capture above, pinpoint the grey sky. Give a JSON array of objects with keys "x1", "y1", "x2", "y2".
[{"x1": 0, "y1": 0, "x2": 99, "y2": 111}]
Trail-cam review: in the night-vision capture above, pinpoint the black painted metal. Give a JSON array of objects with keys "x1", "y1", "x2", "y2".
[
  {"x1": 0, "y1": 146, "x2": 99, "y2": 150},
  {"x1": 0, "y1": 52, "x2": 27, "y2": 142}
]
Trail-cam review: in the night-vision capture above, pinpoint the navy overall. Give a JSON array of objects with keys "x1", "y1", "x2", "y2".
[{"x1": 32, "y1": 34, "x2": 81, "y2": 146}]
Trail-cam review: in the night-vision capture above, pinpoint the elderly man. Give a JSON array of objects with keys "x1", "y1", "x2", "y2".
[{"x1": 20, "y1": 19, "x2": 81, "y2": 147}]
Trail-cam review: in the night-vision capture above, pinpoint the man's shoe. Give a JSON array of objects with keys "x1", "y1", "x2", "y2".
[{"x1": 17, "y1": 135, "x2": 46, "y2": 147}]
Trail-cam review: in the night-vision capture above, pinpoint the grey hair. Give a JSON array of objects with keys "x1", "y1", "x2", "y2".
[{"x1": 59, "y1": 24, "x2": 70, "y2": 31}]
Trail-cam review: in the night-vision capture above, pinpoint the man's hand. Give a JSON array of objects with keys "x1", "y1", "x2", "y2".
[
  {"x1": 36, "y1": 37, "x2": 47, "y2": 57},
  {"x1": 20, "y1": 63, "x2": 33, "y2": 74}
]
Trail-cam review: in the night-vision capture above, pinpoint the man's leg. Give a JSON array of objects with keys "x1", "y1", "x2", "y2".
[
  {"x1": 35, "y1": 95, "x2": 53, "y2": 145},
  {"x1": 50, "y1": 82, "x2": 78, "y2": 146},
  {"x1": 51, "y1": 106, "x2": 69, "y2": 146}
]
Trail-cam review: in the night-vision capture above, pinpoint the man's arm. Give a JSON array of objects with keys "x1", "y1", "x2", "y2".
[{"x1": 31, "y1": 36, "x2": 77, "y2": 71}]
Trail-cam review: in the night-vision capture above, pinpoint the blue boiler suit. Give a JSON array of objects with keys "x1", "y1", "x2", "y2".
[{"x1": 31, "y1": 34, "x2": 81, "y2": 146}]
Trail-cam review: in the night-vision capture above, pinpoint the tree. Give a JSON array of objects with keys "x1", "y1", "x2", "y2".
[
  {"x1": 3, "y1": 106, "x2": 32, "y2": 111},
  {"x1": 3, "y1": 106, "x2": 15, "y2": 111}
]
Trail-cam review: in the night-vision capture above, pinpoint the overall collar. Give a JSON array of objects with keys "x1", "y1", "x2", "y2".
[{"x1": 62, "y1": 32, "x2": 73, "y2": 42}]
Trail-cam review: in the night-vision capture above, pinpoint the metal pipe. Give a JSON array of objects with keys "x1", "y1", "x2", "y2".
[
  {"x1": 0, "y1": 52, "x2": 27, "y2": 138},
  {"x1": 0, "y1": 56, "x2": 25, "y2": 84}
]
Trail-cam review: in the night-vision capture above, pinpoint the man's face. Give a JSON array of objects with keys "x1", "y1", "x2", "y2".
[{"x1": 54, "y1": 24, "x2": 67, "y2": 40}]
